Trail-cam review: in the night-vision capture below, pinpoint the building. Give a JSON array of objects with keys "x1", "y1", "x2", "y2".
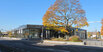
[
  {"x1": 12, "y1": 24, "x2": 87, "y2": 39},
  {"x1": 88, "y1": 32, "x2": 101, "y2": 39},
  {"x1": 0, "y1": 32, "x2": 8, "y2": 36}
]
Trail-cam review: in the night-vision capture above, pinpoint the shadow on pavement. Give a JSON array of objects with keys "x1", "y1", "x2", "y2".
[
  {"x1": 0, "y1": 40, "x2": 103, "y2": 52},
  {"x1": 35, "y1": 44, "x2": 103, "y2": 52},
  {"x1": 0, "y1": 39, "x2": 42, "y2": 52}
]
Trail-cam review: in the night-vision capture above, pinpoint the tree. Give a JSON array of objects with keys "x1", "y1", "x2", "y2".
[
  {"x1": 0, "y1": 31, "x2": 2, "y2": 34},
  {"x1": 97, "y1": 31, "x2": 100, "y2": 39},
  {"x1": 43, "y1": 0, "x2": 88, "y2": 35},
  {"x1": 7, "y1": 31, "x2": 12, "y2": 37},
  {"x1": 87, "y1": 32, "x2": 92, "y2": 38},
  {"x1": 101, "y1": 19, "x2": 103, "y2": 35},
  {"x1": 24, "y1": 33, "x2": 29, "y2": 35}
]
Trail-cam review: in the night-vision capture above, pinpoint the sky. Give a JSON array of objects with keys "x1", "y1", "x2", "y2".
[{"x1": 0, "y1": 0, "x2": 103, "y2": 32}]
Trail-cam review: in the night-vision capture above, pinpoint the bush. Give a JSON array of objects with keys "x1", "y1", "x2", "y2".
[
  {"x1": 51, "y1": 37, "x2": 65, "y2": 41},
  {"x1": 69, "y1": 35, "x2": 82, "y2": 42}
]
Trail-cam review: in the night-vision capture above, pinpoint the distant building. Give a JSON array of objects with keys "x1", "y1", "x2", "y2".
[
  {"x1": 12, "y1": 24, "x2": 87, "y2": 39},
  {"x1": 0, "y1": 32, "x2": 8, "y2": 36},
  {"x1": 88, "y1": 32, "x2": 101, "y2": 39}
]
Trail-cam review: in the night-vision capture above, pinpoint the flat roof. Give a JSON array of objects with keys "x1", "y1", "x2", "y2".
[{"x1": 13, "y1": 24, "x2": 86, "y2": 31}]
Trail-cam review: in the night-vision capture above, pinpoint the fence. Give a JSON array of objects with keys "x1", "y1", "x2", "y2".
[{"x1": 84, "y1": 40, "x2": 103, "y2": 47}]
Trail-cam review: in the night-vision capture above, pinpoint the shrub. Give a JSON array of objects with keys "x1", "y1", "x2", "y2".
[
  {"x1": 69, "y1": 35, "x2": 82, "y2": 42},
  {"x1": 92, "y1": 37, "x2": 98, "y2": 39},
  {"x1": 51, "y1": 37, "x2": 65, "y2": 41}
]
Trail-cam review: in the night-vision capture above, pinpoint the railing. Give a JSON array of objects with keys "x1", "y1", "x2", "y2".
[{"x1": 84, "y1": 40, "x2": 103, "y2": 47}]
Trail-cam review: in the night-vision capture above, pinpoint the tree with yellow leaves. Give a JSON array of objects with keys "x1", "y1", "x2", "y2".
[
  {"x1": 101, "y1": 19, "x2": 103, "y2": 39},
  {"x1": 7, "y1": 31, "x2": 12, "y2": 37},
  {"x1": 24, "y1": 33, "x2": 29, "y2": 35},
  {"x1": 43, "y1": 0, "x2": 88, "y2": 36}
]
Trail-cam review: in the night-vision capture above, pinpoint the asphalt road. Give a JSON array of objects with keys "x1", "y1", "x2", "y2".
[
  {"x1": 0, "y1": 38, "x2": 69, "y2": 52},
  {"x1": 0, "y1": 38, "x2": 103, "y2": 52}
]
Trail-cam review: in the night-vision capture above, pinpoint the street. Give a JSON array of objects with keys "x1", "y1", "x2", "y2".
[
  {"x1": 0, "y1": 38, "x2": 103, "y2": 52},
  {"x1": 0, "y1": 38, "x2": 69, "y2": 52}
]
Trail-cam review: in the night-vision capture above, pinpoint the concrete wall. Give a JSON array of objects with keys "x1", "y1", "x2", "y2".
[
  {"x1": 43, "y1": 40, "x2": 84, "y2": 45},
  {"x1": 0, "y1": 37, "x2": 22, "y2": 40},
  {"x1": 85, "y1": 40, "x2": 103, "y2": 47}
]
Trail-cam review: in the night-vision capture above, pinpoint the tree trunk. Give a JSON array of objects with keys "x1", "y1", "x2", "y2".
[{"x1": 65, "y1": 35, "x2": 69, "y2": 40}]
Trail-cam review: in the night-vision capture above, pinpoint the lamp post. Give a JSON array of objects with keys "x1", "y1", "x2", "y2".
[
  {"x1": 41, "y1": 26, "x2": 44, "y2": 39},
  {"x1": 96, "y1": 30, "x2": 97, "y2": 40}
]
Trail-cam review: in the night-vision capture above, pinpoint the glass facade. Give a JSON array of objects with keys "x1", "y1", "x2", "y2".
[
  {"x1": 13, "y1": 25, "x2": 87, "y2": 39},
  {"x1": 13, "y1": 25, "x2": 42, "y2": 39}
]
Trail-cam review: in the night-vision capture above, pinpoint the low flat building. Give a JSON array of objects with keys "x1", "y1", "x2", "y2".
[
  {"x1": 0, "y1": 32, "x2": 8, "y2": 36},
  {"x1": 12, "y1": 24, "x2": 87, "y2": 39}
]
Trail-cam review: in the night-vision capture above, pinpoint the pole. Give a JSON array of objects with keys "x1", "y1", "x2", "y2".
[
  {"x1": 41, "y1": 26, "x2": 44, "y2": 39},
  {"x1": 96, "y1": 29, "x2": 97, "y2": 40}
]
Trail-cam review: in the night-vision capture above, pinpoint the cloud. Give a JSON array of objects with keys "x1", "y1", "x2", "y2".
[{"x1": 88, "y1": 21, "x2": 101, "y2": 23}]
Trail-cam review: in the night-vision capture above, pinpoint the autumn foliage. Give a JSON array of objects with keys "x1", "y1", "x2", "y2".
[
  {"x1": 43, "y1": 0, "x2": 88, "y2": 34},
  {"x1": 7, "y1": 31, "x2": 12, "y2": 37},
  {"x1": 101, "y1": 19, "x2": 103, "y2": 35}
]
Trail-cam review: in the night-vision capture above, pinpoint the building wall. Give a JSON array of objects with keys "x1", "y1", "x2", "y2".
[
  {"x1": 74, "y1": 30, "x2": 87, "y2": 39},
  {"x1": 13, "y1": 25, "x2": 87, "y2": 39}
]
